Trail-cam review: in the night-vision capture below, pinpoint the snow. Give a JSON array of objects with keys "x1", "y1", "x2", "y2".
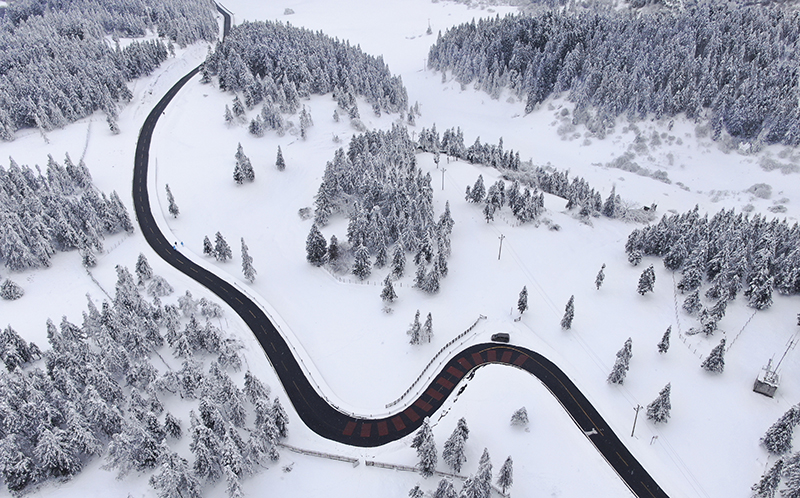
[{"x1": 3, "y1": 1, "x2": 800, "y2": 497}]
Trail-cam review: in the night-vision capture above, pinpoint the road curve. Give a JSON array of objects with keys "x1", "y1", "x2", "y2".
[{"x1": 131, "y1": 8, "x2": 669, "y2": 498}]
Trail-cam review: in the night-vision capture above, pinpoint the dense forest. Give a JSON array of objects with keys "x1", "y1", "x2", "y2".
[
  {"x1": 428, "y1": 5, "x2": 800, "y2": 145},
  {"x1": 0, "y1": 259, "x2": 283, "y2": 496},
  {"x1": 0, "y1": 154, "x2": 133, "y2": 274},
  {"x1": 311, "y1": 125, "x2": 453, "y2": 292},
  {"x1": 626, "y1": 207, "x2": 800, "y2": 322},
  {"x1": 202, "y1": 20, "x2": 409, "y2": 126},
  {"x1": 0, "y1": 0, "x2": 218, "y2": 139}
]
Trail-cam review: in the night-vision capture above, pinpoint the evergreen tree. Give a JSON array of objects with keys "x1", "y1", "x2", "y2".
[
  {"x1": 149, "y1": 448, "x2": 202, "y2": 498},
  {"x1": 203, "y1": 236, "x2": 214, "y2": 257},
  {"x1": 595, "y1": 263, "x2": 606, "y2": 290},
  {"x1": 352, "y1": 243, "x2": 372, "y2": 280},
  {"x1": 241, "y1": 238, "x2": 257, "y2": 283},
  {"x1": 646, "y1": 383, "x2": 672, "y2": 424},
  {"x1": 783, "y1": 452, "x2": 800, "y2": 498},
  {"x1": 272, "y1": 397, "x2": 289, "y2": 439},
  {"x1": 409, "y1": 485, "x2": 424, "y2": 498},
  {"x1": 761, "y1": 406, "x2": 800, "y2": 456},
  {"x1": 165, "y1": 184, "x2": 179, "y2": 218},
  {"x1": 408, "y1": 310, "x2": 422, "y2": 345},
  {"x1": 496, "y1": 456, "x2": 514, "y2": 494},
  {"x1": 751, "y1": 458, "x2": 783, "y2": 498},
  {"x1": 510, "y1": 407, "x2": 529, "y2": 427},
  {"x1": 381, "y1": 275, "x2": 397, "y2": 303},
  {"x1": 136, "y1": 253, "x2": 154, "y2": 286},
  {"x1": 638, "y1": 265, "x2": 656, "y2": 295},
  {"x1": 433, "y1": 479, "x2": 457, "y2": 498},
  {"x1": 602, "y1": 186, "x2": 617, "y2": 218},
  {"x1": 392, "y1": 244, "x2": 406, "y2": 279},
  {"x1": 561, "y1": 295, "x2": 575, "y2": 329},
  {"x1": 214, "y1": 232, "x2": 232, "y2": 262},
  {"x1": 327, "y1": 235, "x2": 340, "y2": 264},
  {"x1": 305, "y1": 224, "x2": 327, "y2": 266},
  {"x1": 164, "y1": 413, "x2": 182, "y2": 440},
  {"x1": 657, "y1": 326, "x2": 671, "y2": 354},
  {"x1": 421, "y1": 313, "x2": 433, "y2": 343},
  {"x1": 469, "y1": 175, "x2": 486, "y2": 203},
  {"x1": 701, "y1": 338, "x2": 726, "y2": 373},
  {"x1": 682, "y1": 290, "x2": 701, "y2": 315},
  {"x1": 517, "y1": 286, "x2": 528, "y2": 314},
  {"x1": 276, "y1": 146, "x2": 285, "y2": 171},
  {"x1": 607, "y1": 338, "x2": 633, "y2": 385},
  {"x1": 0, "y1": 279, "x2": 24, "y2": 300},
  {"x1": 411, "y1": 418, "x2": 437, "y2": 478},
  {"x1": 442, "y1": 421, "x2": 467, "y2": 473}
]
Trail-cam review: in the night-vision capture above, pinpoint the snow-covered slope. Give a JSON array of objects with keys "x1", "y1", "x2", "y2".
[{"x1": 3, "y1": 1, "x2": 799, "y2": 497}]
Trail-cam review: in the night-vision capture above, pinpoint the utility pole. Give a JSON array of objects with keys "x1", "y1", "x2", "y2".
[
  {"x1": 631, "y1": 404, "x2": 642, "y2": 437},
  {"x1": 497, "y1": 234, "x2": 505, "y2": 260},
  {"x1": 441, "y1": 168, "x2": 446, "y2": 190}
]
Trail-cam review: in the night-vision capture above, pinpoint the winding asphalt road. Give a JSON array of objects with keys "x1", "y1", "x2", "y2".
[{"x1": 131, "y1": 8, "x2": 669, "y2": 498}]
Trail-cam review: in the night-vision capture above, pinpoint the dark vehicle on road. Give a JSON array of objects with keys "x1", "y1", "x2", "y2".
[{"x1": 491, "y1": 333, "x2": 510, "y2": 343}]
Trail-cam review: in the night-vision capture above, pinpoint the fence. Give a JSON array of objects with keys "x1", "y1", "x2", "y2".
[
  {"x1": 277, "y1": 442, "x2": 359, "y2": 466},
  {"x1": 385, "y1": 315, "x2": 486, "y2": 409}
]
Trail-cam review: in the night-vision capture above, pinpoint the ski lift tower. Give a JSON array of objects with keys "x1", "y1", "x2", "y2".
[{"x1": 754, "y1": 338, "x2": 797, "y2": 397}]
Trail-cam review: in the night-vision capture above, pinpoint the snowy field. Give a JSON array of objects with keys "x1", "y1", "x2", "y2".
[{"x1": 3, "y1": 0, "x2": 800, "y2": 497}]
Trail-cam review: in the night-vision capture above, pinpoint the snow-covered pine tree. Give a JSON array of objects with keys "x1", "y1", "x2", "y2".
[
  {"x1": 602, "y1": 186, "x2": 617, "y2": 218},
  {"x1": 411, "y1": 417, "x2": 437, "y2": 478},
  {"x1": 392, "y1": 244, "x2": 406, "y2": 279},
  {"x1": 496, "y1": 456, "x2": 514, "y2": 494},
  {"x1": 327, "y1": 235, "x2": 340, "y2": 264},
  {"x1": 408, "y1": 310, "x2": 422, "y2": 345},
  {"x1": 421, "y1": 313, "x2": 434, "y2": 343},
  {"x1": 638, "y1": 265, "x2": 656, "y2": 295},
  {"x1": 352, "y1": 243, "x2": 372, "y2": 280},
  {"x1": 761, "y1": 405, "x2": 800, "y2": 455},
  {"x1": 561, "y1": 295, "x2": 575, "y2": 329},
  {"x1": 782, "y1": 452, "x2": 800, "y2": 498},
  {"x1": 595, "y1": 263, "x2": 606, "y2": 290},
  {"x1": 147, "y1": 276, "x2": 174, "y2": 297},
  {"x1": 241, "y1": 238, "x2": 257, "y2": 283},
  {"x1": 517, "y1": 286, "x2": 528, "y2": 314},
  {"x1": 214, "y1": 232, "x2": 232, "y2": 262},
  {"x1": 751, "y1": 458, "x2": 783, "y2": 498},
  {"x1": 276, "y1": 146, "x2": 285, "y2": 171},
  {"x1": 433, "y1": 478, "x2": 457, "y2": 498},
  {"x1": 682, "y1": 290, "x2": 701, "y2": 315},
  {"x1": 646, "y1": 383, "x2": 671, "y2": 423},
  {"x1": 149, "y1": 448, "x2": 202, "y2": 498},
  {"x1": 607, "y1": 338, "x2": 633, "y2": 385},
  {"x1": 469, "y1": 175, "x2": 486, "y2": 203},
  {"x1": 701, "y1": 338, "x2": 726, "y2": 373},
  {"x1": 136, "y1": 253, "x2": 154, "y2": 286},
  {"x1": 510, "y1": 407, "x2": 529, "y2": 427},
  {"x1": 0, "y1": 279, "x2": 24, "y2": 300},
  {"x1": 271, "y1": 397, "x2": 289, "y2": 439},
  {"x1": 475, "y1": 448, "x2": 493, "y2": 498},
  {"x1": 442, "y1": 422, "x2": 467, "y2": 473},
  {"x1": 657, "y1": 326, "x2": 671, "y2": 353},
  {"x1": 381, "y1": 275, "x2": 397, "y2": 303},
  {"x1": 305, "y1": 224, "x2": 327, "y2": 266},
  {"x1": 165, "y1": 184, "x2": 179, "y2": 218},
  {"x1": 408, "y1": 485, "x2": 424, "y2": 498},
  {"x1": 203, "y1": 236, "x2": 214, "y2": 257},
  {"x1": 164, "y1": 413, "x2": 182, "y2": 440}
]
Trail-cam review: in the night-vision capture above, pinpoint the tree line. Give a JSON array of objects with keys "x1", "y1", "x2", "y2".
[
  {"x1": 202, "y1": 19, "x2": 409, "y2": 134},
  {"x1": 428, "y1": 6, "x2": 800, "y2": 146},
  {"x1": 0, "y1": 0, "x2": 219, "y2": 139}
]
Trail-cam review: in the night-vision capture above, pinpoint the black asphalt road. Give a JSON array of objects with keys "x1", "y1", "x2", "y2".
[{"x1": 131, "y1": 6, "x2": 669, "y2": 497}]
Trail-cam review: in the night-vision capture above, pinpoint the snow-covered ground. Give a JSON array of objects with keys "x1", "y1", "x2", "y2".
[{"x1": 3, "y1": 1, "x2": 800, "y2": 497}]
